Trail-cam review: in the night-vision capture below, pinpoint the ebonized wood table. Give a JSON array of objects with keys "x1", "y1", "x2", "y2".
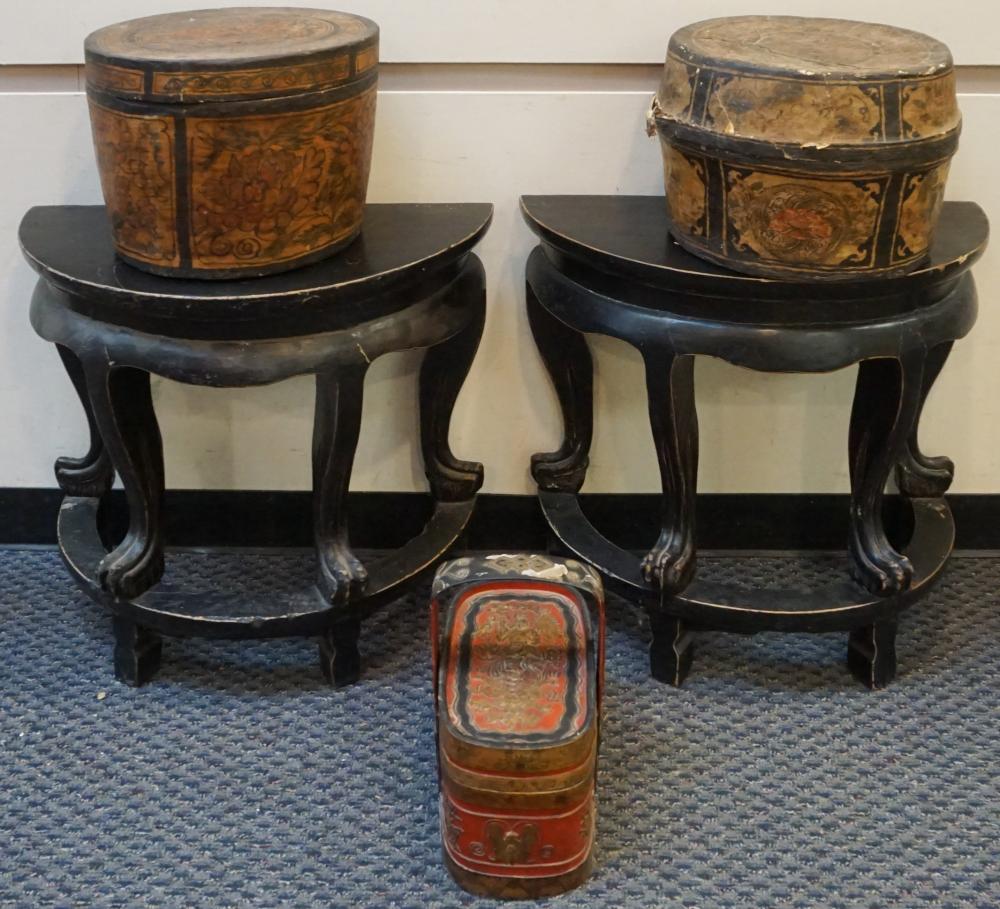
[
  {"x1": 21, "y1": 203, "x2": 491, "y2": 687},
  {"x1": 521, "y1": 195, "x2": 988, "y2": 689}
]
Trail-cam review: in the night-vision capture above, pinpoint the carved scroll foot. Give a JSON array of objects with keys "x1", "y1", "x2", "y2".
[
  {"x1": 317, "y1": 541, "x2": 369, "y2": 606},
  {"x1": 848, "y1": 529, "x2": 914, "y2": 598},
  {"x1": 420, "y1": 260, "x2": 486, "y2": 502},
  {"x1": 641, "y1": 531, "x2": 697, "y2": 593},
  {"x1": 87, "y1": 366, "x2": 165, "y2": 600},
  {"x1": 649, "y1": 613, "x2": 694, "y2": 687},
  {"x1": 56, "y1": 453, "x2": 114, "y2": 500},
  {"x1": 527, "y1": 282, "x2": 594, "y2": 494},
  {"x1": 848, "y1": 355, "x2": 923, "y2": 596},
  {"x1": 896, "y1": 449, "x2": 955, "y2": 499},
  {"x1": 320, "y1": 618, "x2": 362, "y2": 687},
  {"x1": 531, "y1": 451, "x2": 590, "y2": 494},
  {"x1": 895, "y1": 342, "x2": 956, "y2": 499},
  {"x1": 99, "y1": 540, "x2": 166, "y2": 603},
  {"x1": 55, "y1": 345, "x2": 114, "y2": 497},
  {"x1": 847, "y1": 621, "x2": 898, "y2": 689},
  {"x1": 113, "y1": 616, "x2": 163, "y2": 687},
  {"x1": 425, "y1": 457, "x2": 484, "y2": 504}
]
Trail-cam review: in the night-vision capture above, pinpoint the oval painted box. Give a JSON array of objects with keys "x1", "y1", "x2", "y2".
[
  {"x1": 85, "y1": 7, "x2": 378, "y2": 279},
  {"x1": 648, "y1": 16, "x2": 961, "y2": 281}
]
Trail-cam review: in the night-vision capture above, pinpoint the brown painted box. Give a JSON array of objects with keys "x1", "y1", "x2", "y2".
[
  {"x1": 431, "y1": 555, "x2": 605, "y2": 899},
  {"x1": 85, "y1": 7, "x2": 378, "y2": 279},
  {"x1": 648, "y1": 16, "x2": 961, "y2": 281}
]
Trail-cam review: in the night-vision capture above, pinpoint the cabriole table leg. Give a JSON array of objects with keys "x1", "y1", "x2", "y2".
[
  {"x1": 640, "y1": 349, "x2": 699, "y2": 592},
  {"x1": 526, "y1": 282, "x2": 594, "y2": 494},
  {"x1": 54, "y1": 345, "x2": 114, "y2": 498},
  {"x1": 419, "y1": 259, "x2": 487, "y2": 502},
  {"x1": 85, "y1": 364, "x2": 166, "y2": 602},
  {"x1": 313, "y1": 364, "x2": 370, "y2": 608},
  {"x1": 848, "y1": 352, "x2": 925, "y2": 596}
]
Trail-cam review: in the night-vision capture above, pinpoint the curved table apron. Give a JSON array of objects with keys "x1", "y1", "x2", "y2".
[
  {"x1": 22, "y1": 202, "x2": 493, "y2": 687},
  {"x1": 521, "y1": 195, "x2": 987, "y2": 689}
]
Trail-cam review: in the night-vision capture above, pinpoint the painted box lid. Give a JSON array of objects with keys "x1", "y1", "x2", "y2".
[
  {"x1": 652, "y1": 16, "x2": 960, "y2": 159},
  {"x1": 85, "y1": 7, "x2": 379, "y2": 104}
]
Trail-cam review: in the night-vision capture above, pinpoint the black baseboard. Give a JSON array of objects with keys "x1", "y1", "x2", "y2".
[{"x1": 3, "y1": 488, "x2": 1000, "y2": 550}]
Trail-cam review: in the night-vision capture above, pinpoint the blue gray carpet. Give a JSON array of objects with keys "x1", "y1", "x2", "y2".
[{"x1": 0, "y1": 548, "x2": 997, "y2": 908}]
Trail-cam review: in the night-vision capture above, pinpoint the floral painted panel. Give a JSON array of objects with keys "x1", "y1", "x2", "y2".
[
  {"x1": 895, "y1": 162, "x2": 950, "y2": 262},
  {"x1": 186, "y1": 85, "x2": 377, "y2": 270},
  {"x1": 706, "y1": 76, "x2": 883, "y2": 145},
  {"x1": 88, "y1": 102, "x2": 179, "y2": 268},
  {"x1": 663, "y1": 145, "x2": 708, "y2": 240},
  {"x1": 901, "y1": 73, "x2": 961, "y2": 140}
]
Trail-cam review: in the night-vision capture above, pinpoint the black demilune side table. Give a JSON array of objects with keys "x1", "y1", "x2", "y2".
[
  {"x1": 21, "y1": 203, "x2": 492, "y2": 687},
  {"x1": 522, "y1": 195, "x2": 987, "y2": 689}
]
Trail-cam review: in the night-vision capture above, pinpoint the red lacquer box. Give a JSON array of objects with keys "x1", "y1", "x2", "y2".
[{"x1": 431, "y1": 555, "x2": 605, "y2": 899}]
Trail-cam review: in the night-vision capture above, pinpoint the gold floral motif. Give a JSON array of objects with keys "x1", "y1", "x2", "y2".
[
  {"x1": 726, "y1": 168, "x2": 884, "y2": 267},
  {"x1": 655, "y1": 55, "x2": 696, "y2": 120},
  {"x1": 663, "y1": 145, "x2": 707, "y2": 238},
  {"x1": 462, "y1": 600, "x2": 571, "y2": 735},
  {"x1": 706, "y1": 76, "x2": 882, "y2": 143},
  {"x1": 895, "y1": 163, "x2": 950, "y2": 261},
  {"x1": 187, "y1": 85, "x2": 376, "y2": 269},
  {"x1": 901, "y1": 73, "x2": 961, "y2": 139},
  {"x1": 88, "y1": 102, "x2": 178, "y2": 267}
]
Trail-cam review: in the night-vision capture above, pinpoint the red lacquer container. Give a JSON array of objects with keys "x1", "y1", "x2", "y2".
[{"x1": 431, "y1": 555, "x2": 605, "y2": 899}]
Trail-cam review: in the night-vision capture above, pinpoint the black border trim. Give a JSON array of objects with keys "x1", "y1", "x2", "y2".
[{"x1": 173, "y1": 116, "x2": 191, "y2": 270}]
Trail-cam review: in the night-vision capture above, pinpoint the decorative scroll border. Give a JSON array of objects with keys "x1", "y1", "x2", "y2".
[
  {"x1": 87, "y1": 61, "x2": 144, "y2": 94},
  {"x1": 150, "y1": 53, "x2": 354, "y2": 99}
]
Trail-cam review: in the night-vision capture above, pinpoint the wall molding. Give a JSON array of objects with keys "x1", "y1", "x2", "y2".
[
  {"x1": 3, "y1": 489, "x2": 999, "y2": 551},
  {"x1": 3, "y1": 63, "x2": 1000, "y2": 95}
]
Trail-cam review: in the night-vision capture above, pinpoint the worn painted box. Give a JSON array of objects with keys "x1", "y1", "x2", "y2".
[
  {"x1": 431, "y1": 555, "x2": 605, "y2": 899},
  {"x1": 85, "y1": 7, "x2": 378, "y2": 279},
  {"x1": 648, "y1": 16, "x2": 961, "y2": 281}
]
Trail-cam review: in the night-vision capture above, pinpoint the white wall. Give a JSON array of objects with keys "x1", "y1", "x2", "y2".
[
  {"x1": 2, "y1": 4, "x2": 999, "y2": 495},
  {"x1": 4, "y1": 2, "x2": 998, "y2": 64}
]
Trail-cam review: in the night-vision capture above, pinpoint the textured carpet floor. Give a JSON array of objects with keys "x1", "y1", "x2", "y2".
[{"x1": 0, "y1": 548, "x2": 998, "y2": 909}]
